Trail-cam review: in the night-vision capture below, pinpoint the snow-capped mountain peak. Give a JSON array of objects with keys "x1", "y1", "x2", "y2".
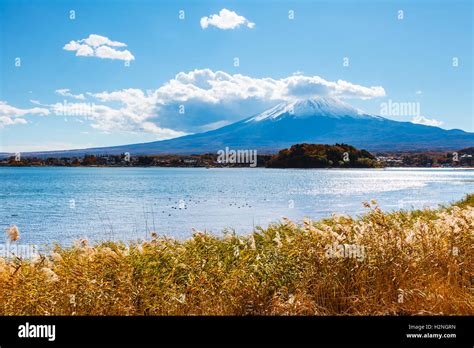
[
  {"x1": 246, "y1": 97, "x2": 374, "y2": 123},
  {"x1": 21, "y1": 96, "x2": 473, "y2": 157}
]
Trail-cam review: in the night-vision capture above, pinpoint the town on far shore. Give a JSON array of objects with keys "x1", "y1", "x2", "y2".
[{"x1": 1, "y1": 144, "x2": 473, "y2": 168}]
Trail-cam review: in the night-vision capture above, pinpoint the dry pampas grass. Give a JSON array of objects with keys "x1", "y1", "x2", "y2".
[{"x1": 0, "y1": 195, "x2": 472, "y2": 316}]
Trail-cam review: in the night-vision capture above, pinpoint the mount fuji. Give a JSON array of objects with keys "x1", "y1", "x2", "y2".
[{"x1": 18, "y1": 97, "x2": 474, "y2": 156}]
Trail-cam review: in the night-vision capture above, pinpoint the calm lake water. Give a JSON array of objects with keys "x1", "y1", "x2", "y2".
[{"x1": 0, "y1": 167, "x2": 472, "y2": 246}]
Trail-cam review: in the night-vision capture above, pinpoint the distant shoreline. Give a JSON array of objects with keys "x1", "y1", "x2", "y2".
[
  {"x1": 1, "y1": 165, "x2": 473, "y2": 170},
  {"x1": 1, "y1": 143, "x2": 472, "y2": 169}
]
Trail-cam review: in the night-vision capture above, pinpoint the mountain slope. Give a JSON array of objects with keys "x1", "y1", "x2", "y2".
[{"x1": 16, "y1": 97, "x2": 474, "y2": 156}]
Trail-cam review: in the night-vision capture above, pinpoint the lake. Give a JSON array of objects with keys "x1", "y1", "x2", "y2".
[{"x1": 0, "y1": 167, "x2": 472, "y2": 246}]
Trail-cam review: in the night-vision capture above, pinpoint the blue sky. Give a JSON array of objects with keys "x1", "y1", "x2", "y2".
[{"x1": 0, "y1": 0, "x2": 472, "y2": 152}]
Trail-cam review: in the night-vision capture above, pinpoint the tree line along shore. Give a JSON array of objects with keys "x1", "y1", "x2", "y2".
[{"x1": 1, "y1": 144, "x2": 473, "y2": 168}]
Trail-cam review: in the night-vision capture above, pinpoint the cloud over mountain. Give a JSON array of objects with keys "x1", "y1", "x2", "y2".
[
  {"x1": 86, "y1": 69, "x2": 386, "y2": 134},
  {"x1": 2, "y1": 70, "x2": 385, "y2": 138}
]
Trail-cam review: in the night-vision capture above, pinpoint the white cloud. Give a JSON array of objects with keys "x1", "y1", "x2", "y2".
[
  {"x1": 46, "y1": 99, "x2": 187, "y2": 140},
  {"x1": 283, "y1": 75, "x2": 385, "y2": 100},
  {"x1": 80, "y1": 34, "x2": 127, "y2": 48},
  {"x1": 0, "y1": 101, "x2": 49, "y2": 128},
  {"x1": 156, "y1": 69, "x2": 385, "y2": 103},
  {"x1": 63, "y1": 41, "x2": 94, "y2": 57},
  {"x1": 55, "y1": 89, "x2": 85, "y2": 100},
  {"x1": 95, "y1": 45, "x2": 135, "y2": 61},
  {"x1": 200, "y1": 9, "x2": 255, "y2": 30},
  {"x1": 0, "y1": 116, "x2": 27, "y2": 127},
  {"x1": 411, "y1": 115, "x2": 444, "y2": 127},
  {"x1": 63, "y1": 34, "x2": 134, "y2": 61}
]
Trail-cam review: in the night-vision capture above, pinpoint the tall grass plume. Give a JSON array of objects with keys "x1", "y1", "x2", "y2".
[{"x1": 0, "y1": 195, "x2": 472, "y2": 315}]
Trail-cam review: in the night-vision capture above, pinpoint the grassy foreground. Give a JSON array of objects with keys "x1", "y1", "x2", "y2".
[{"x1": 1, "y1": 195, "x2": 473, "y2": 316}]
